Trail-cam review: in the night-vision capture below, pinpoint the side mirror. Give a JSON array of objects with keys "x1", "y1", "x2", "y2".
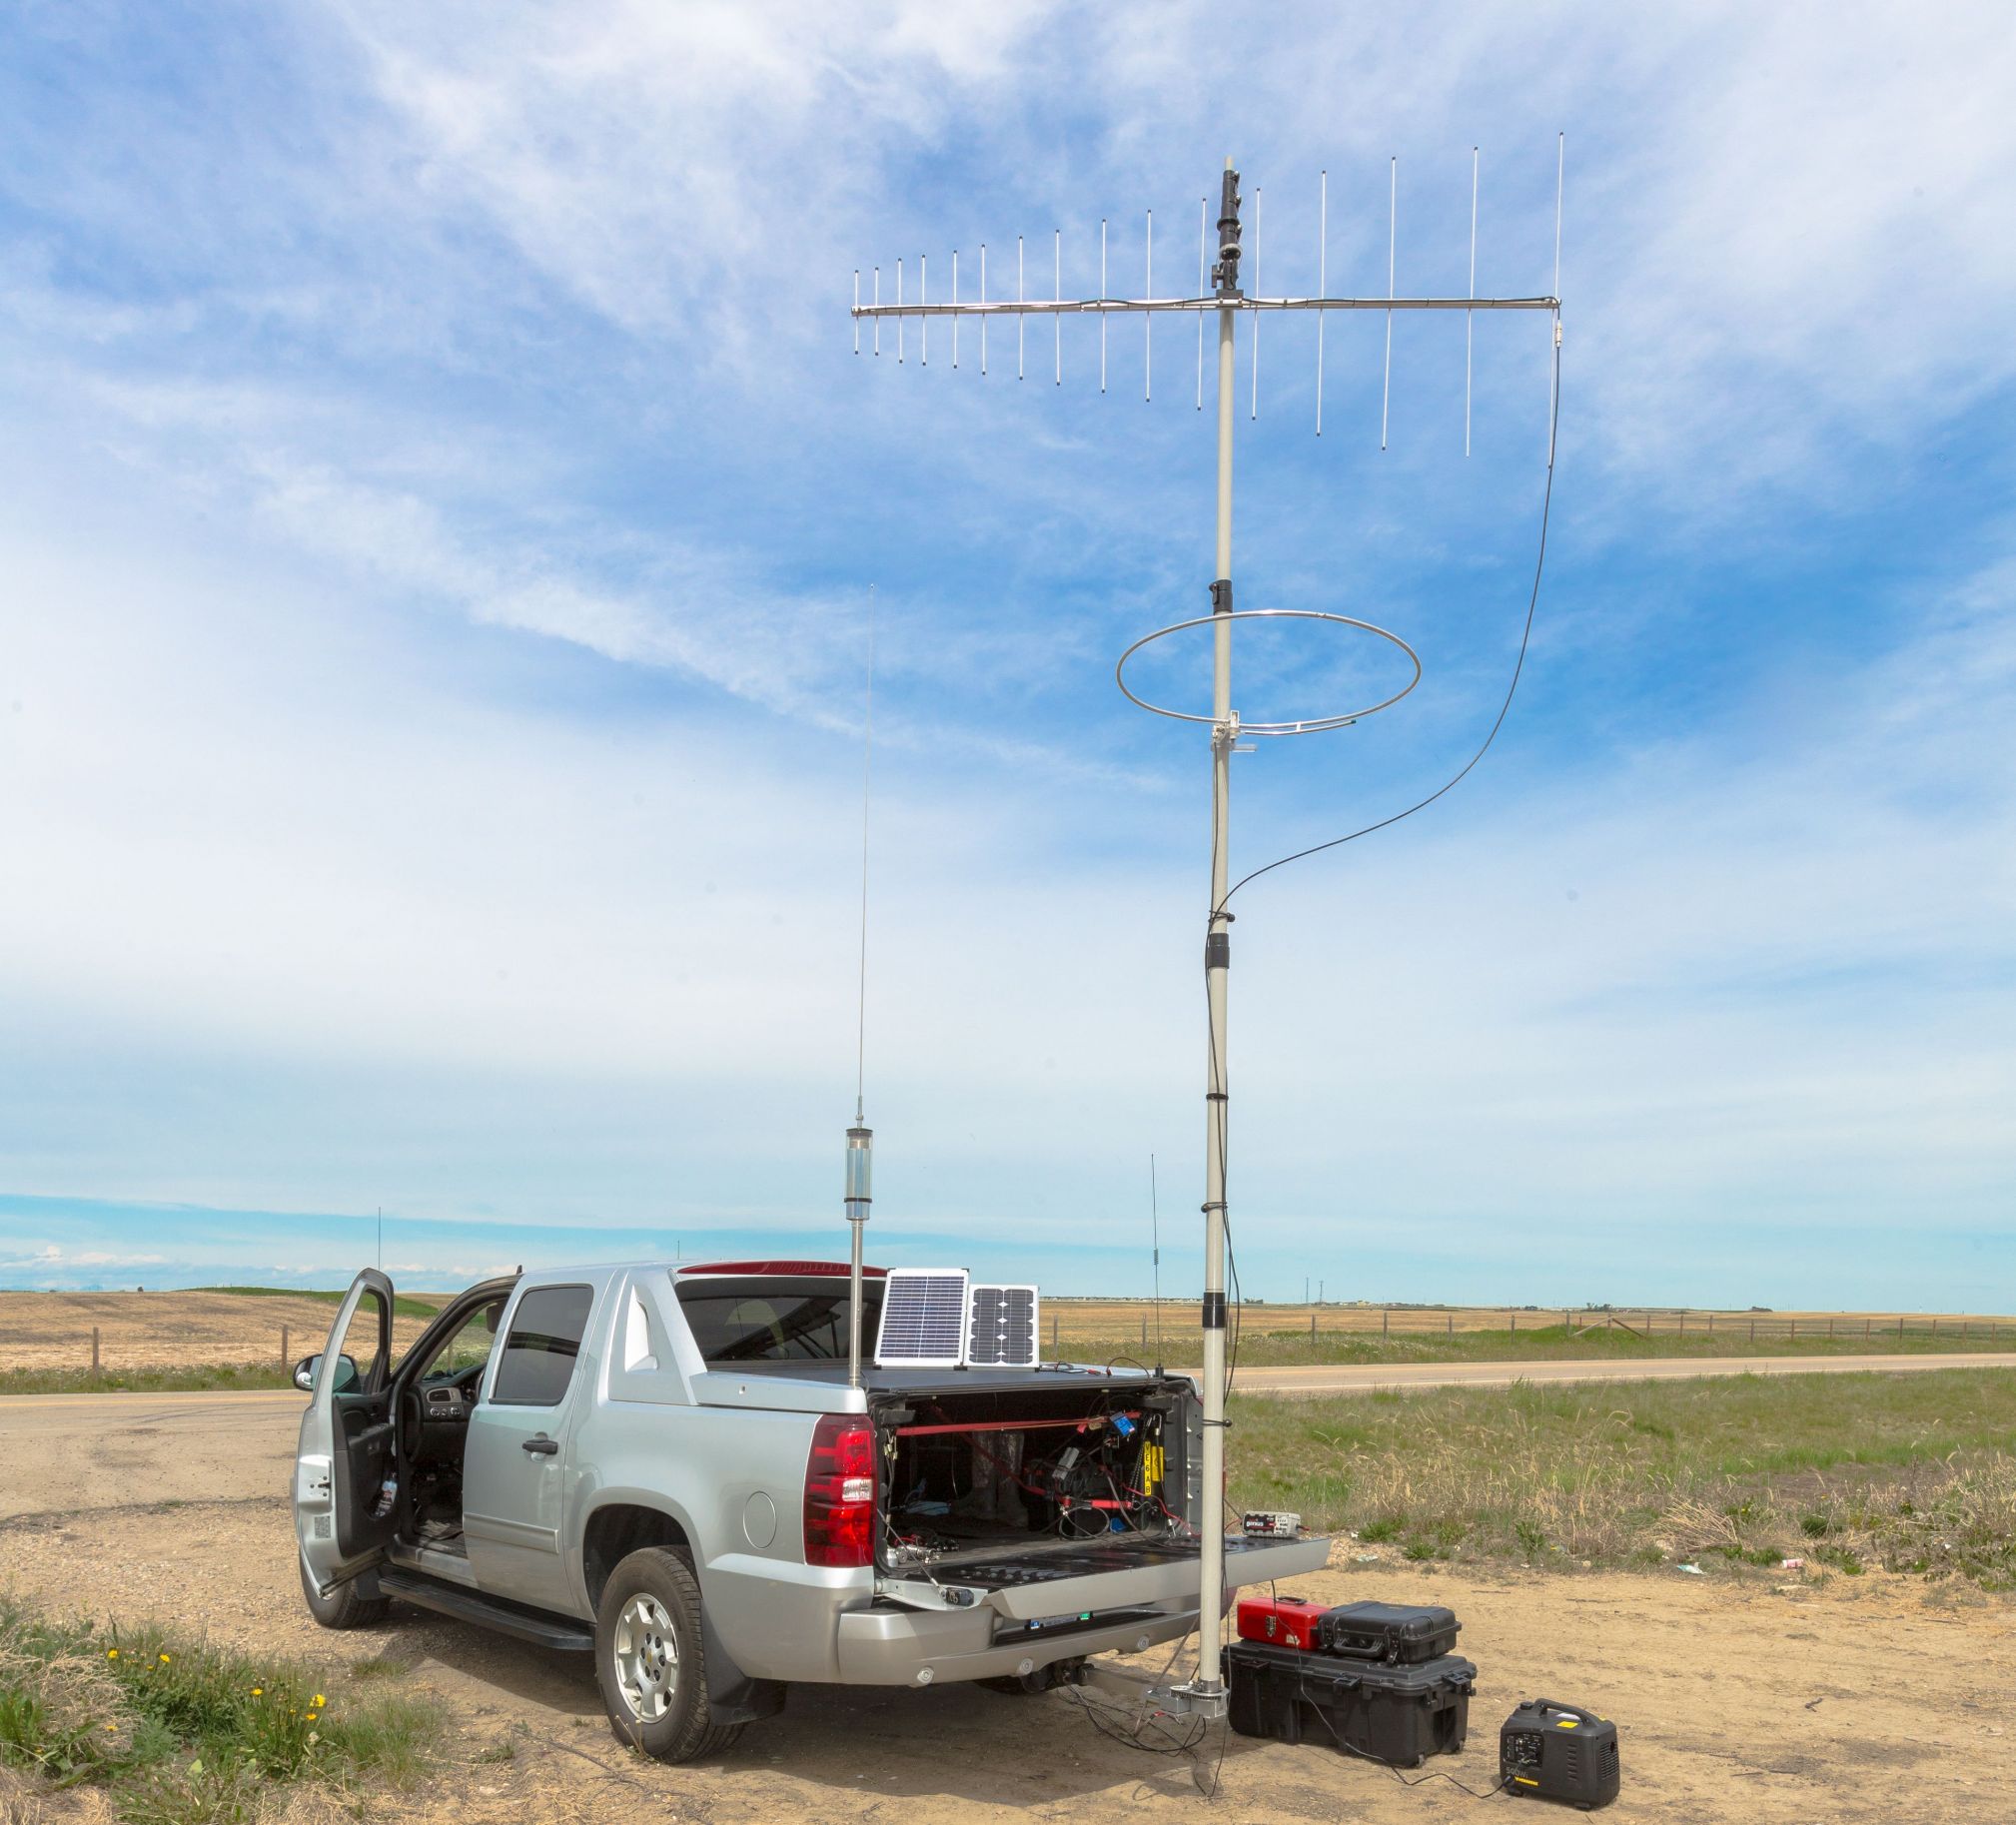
[{"x1": 293, "y1": 1354, "x2": 360, "y2": 1393}]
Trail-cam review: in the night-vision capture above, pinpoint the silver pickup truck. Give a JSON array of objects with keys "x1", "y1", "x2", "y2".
[{"x1": 293, "y1": 1260, "x2": 1325, "y2": 1761}]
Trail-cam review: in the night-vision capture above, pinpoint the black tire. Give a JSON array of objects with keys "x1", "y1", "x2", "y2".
[
  {"x1": 593, "y1": 1547, "x2": 744, "y2": 1763},
  {"x1": 299, "y1": 1552, "x2": 391, "y2": 1629}
]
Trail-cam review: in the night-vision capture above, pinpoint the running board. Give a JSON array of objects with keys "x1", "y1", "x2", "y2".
[{"x1": 376, "y1": 1569, "x2": 594, "y2": 1652}]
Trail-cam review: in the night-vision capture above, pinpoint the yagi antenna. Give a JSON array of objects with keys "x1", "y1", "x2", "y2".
[{"x1": 849, "y1": 142, "x2": 1564, "y2": 1716}]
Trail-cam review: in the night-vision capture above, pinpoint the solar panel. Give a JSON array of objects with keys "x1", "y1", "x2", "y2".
[
  {"x1": 965, "y1": 1284, "x2": 1041, "y2": 1368},
  {"x1": 874, "y1": 1269, "x2": 970, "y2": 1369}
]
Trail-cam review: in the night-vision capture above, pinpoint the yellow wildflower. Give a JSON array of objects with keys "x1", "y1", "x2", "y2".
[
  {"x1": 107, "y1": 1648, "x2": 119, "y2": 1659},
  {"x1": 158, "y1": 1653, "x2": 171, "y2": 1663},
  {"x1": 252, "y1": 1687, "x2": 263, "y2": 1696},
  {"x1": 313, "y1": 1693, "x2": 325, "y2": 1707}
]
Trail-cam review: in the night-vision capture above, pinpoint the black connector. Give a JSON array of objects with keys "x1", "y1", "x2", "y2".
[{"x1": 1212, "y1": 168, "x2": 1243, "y2": 296}]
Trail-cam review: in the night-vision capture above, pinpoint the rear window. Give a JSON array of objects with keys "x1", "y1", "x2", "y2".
[
  {"x1": 674, "y1": 1277, "x2": 883, "y2": 1364},
  {"x1": 491, "y1": 1285, "x2": 593, "y2": 1404}
]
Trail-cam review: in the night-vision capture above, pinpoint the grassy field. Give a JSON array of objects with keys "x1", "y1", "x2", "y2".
[
  {"x1": 0, "y1": 1597, "x2": 436, "y2": 1824},
  {"x1": 191, "y1": 1286, "x2": 447, "y2": 1321},
  {"x1": 1228, "y1": 1365, "x2": 2016, "y2": 1589},
  {"x1": 1078, "y1": 1320, "x2": 2016, "y2": 1369},
  {"x1": 0, "y1": 1364, "x2": 299, "y2": 1396}
]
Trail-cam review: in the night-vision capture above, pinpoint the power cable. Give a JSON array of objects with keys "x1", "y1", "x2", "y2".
[{"x1": 1219, "y1": 339, "x2": 1561, "y2": 914}]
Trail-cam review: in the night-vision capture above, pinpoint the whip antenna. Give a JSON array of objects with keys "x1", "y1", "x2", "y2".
[
  {"x1": 844, "y1": 585, "x2": 877, "y2": 1389},
  {"x1": 1150, "y1": 1154, "x2": 1163, "y2": 1371}
]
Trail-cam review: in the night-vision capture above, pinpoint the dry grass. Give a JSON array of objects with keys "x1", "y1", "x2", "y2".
[
  {"x1": 0, "y1": 1293, "x2": 442, "y2": 1378},
  {"x1": 1228, "y1": 1366, "x2": 2016, "y2": 1585}
]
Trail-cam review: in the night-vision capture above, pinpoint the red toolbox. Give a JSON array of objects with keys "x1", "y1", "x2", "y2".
[{"x1": 1236, "y1": 1595, "x2": 1327, "y2": 1651}]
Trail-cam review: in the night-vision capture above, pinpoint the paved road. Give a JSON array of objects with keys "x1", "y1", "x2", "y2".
[
  {"x1": 1232, "y1": 1351, "x2": 2014, "y2": 1397},
  {"x1": 5, "y1": 1352, "x2": 2009, "y2": 1518}
]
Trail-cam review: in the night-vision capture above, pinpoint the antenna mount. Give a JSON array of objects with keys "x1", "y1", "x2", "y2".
[{"x1": 1212, "y1": 166, "x2": 1243, "y2": 297}]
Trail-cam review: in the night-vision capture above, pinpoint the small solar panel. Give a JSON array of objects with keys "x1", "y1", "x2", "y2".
[
  {"x1": 966, "y1": 1284, "x2": 1040, "y2": 1368},
  {"x1": 874, "y1": 1269, "x2": 970, "y2": 1368}
]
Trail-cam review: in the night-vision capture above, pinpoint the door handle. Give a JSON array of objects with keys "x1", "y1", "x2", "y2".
[{"x1": 520, "y1": 1436, "x2": 559, "y2": 1455}]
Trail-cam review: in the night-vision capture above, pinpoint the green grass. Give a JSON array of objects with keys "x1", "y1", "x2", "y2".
[
  {"x1": 191, "y1": 1286, "x2": 447, "y2": 1320},
  {"x1": 0, "y1": 1365, "x2": 298, "y2": 1396},
  {"x1": 1228, "y1": 1366, "x2": 2016, "y2": 1589},
  {"x1": 1072, "y1": 1321, "x2": 2016, "y2": 1369},
  {"x1": 0, "y1": 1599, "x2": 436, "y2": 1822}
]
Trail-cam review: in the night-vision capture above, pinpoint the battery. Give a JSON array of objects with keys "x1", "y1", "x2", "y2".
[{"x1": 1235, "y1": 1594, "x2": 1327, "y2": 1651}]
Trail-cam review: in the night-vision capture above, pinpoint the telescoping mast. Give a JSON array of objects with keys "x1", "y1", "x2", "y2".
[{"x1": 850, "y1": 146, "x2": 1562, "y2": 1715}]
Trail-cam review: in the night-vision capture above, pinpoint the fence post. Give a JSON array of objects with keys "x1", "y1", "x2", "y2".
[
  {"x1": 1931, "y1": 1318, "x2": 1938, "y2": 1337},
  {"x1": 1311, "y1": 1314, "x2": 1318, "y2": 1344},
  {"x1": 1051, "y1": 1314, "x2": 1060, "y2": 1353},
  {"x1": 1708, "y1": 1311, "x2": 1714, "y2": 1334},
  {"x1": 1864, "y1": 1317, "x2": 1870, "y2": 1341},
  {"x1": 1899, "y1": 1315, "x2": 1904, "y2": 1337},
  {"x1": 1383, "y1": 1310, "x2": 1389, "y2": 1338},
  {"x1": 91, "y1": 1326, "x2": 101, "y2": 1374},
  {"x1": 1791, "y1": 1320, "x2": 1796, "y2": 1340},
  {"x1": 1749, "y1": 1319, "x2": 1755, "y2": 1342},
  {"x1": 281, "y1": 1324, "x2": 290, "y2": 1375},
  {"x1": 1447, "y1": 1313, "x2": 1454, "y2": 1338},
  {"x1": 1141, "y1": 1315, "x2": 1148, "y2": 1351},
  {"x1": 1511, "y1": 1311, "x2": 1517, "y2": 1335}
]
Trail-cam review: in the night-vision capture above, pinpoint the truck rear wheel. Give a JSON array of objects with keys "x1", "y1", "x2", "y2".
[{"x1": 593, "y1": 1546, "x2": 744, "y2": 1763}]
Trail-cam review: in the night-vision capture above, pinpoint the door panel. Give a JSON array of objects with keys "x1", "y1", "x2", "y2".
[
  {"x1": 463, "y1": 1283, "x2": 595, "y2": 1614},
  {"x1": 295, "y1": 1270, "x2": 397, "y2": 1592}
]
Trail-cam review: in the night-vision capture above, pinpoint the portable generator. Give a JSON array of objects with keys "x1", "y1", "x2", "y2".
[{"x1": 1500, "y1": 1698, "x2": 1620, "y2": 1808}]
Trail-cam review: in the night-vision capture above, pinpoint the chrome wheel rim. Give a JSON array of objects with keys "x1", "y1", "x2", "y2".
[{"x1": 611, "y1": 1592, "x2": 678, "y2": 1722}]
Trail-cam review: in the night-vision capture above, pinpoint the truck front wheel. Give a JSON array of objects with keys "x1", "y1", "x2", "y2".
[
  {"x1": 298, "y1": 1553, "x2": 389, "y2": 1630},
  {"x1": 593, "y1": 1547, "x2": 744, "y2": 1763}
]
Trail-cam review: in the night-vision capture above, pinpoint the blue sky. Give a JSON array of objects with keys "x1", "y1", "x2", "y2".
[{"x1": 2, "y1": 3, "x2": 2011, "y2": 1309}]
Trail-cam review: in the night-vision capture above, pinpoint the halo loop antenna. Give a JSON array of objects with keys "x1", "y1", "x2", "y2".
[{"x1": 1115, "y1": 608, "x2": 1421, "y2": 736}]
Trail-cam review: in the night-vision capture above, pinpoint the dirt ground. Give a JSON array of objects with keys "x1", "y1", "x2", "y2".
[
  {"x1": 0, "y1": 1291, "x2": 438, "y2": 1372},
  {"x1": 3, "y1": 1397, "x2": 2013, "y2": 1822}
]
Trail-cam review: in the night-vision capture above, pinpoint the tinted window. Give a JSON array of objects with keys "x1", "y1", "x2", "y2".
[
  {"x1": 491, "y1": 1286, "x2": 593, "y2": 1405},
  {"x1": 676, "y1": 1279, "x2": 883, "y2": 1364}
]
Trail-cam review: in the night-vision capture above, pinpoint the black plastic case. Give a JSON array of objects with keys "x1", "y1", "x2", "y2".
[
  {"x1": 1315, "y1": 1600, "x2": 1462, "y2": 1663},
  {"x1": 1228, "y1": 1639, "x2": 1476, "y2": 1766},
  {"x1": 1500, "y1": 1699, "x2": 1620, "y2": 1808}
]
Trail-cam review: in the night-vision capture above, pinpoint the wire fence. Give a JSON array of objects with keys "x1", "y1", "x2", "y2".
[
  {"x1": 1043, "y1": 1302, "x2": 2016, "y2": 1354},
  {"x1": 11, "y1": 1304, "x2": 2016, "y2": 1376}
]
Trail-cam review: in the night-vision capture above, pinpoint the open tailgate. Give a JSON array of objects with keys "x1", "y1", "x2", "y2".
[{"x1": 879, "y1": 1532, "x2": 1329, "y2": 1619}]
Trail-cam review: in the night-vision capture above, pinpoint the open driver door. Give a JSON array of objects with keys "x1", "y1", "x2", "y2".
[{"x1": 294, "y1": 1269, "x2": 398, "y2": 1596}]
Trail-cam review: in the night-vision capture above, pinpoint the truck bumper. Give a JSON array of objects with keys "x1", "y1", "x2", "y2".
[
  {"x1": 837, "y1": 1597, "x2": 1197, "y2": 1685},
  {"x1": 836, "y1": 1531, "x2": 1333, "y2": 1686}
]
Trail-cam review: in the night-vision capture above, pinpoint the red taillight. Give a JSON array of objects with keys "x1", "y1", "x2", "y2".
[{"x1": 803, "y1": 1413, "x2": 876, "y2": 1568}]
